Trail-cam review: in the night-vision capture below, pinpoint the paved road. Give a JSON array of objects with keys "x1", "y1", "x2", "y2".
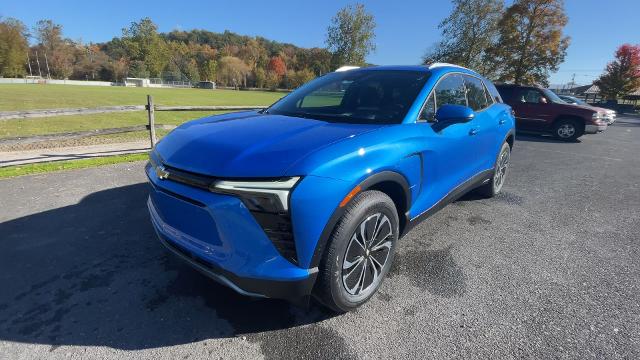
[{"x1": 1, "y1": 122, "x2": 639, "y2": 359}]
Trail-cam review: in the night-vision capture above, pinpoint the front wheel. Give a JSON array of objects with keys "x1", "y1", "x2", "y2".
[
  {"x1": 477, "y1": 142, "x2": 510, "y2": 198},
  {"x1": 315, "y1": 190, "x2": 399, "y2": 312},
  {"x1": 553, "y1": 119, "x2": 583, "y2": 141}
]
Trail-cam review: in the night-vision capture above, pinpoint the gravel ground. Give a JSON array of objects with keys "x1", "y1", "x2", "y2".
[{"x1": 1, "y1": 120, "x2": 639, "y2": 359}]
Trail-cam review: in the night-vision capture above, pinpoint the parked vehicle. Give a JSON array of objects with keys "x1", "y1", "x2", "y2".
[
  {"x1": 558, "y1": 95, "x2": 616, "y2": 124},
  {"x1": 495, "y1": 84, "x2": 607, "y2": 141},
  {"x1": 146, "y1": 64, "x2": 516, "y2": 312}
]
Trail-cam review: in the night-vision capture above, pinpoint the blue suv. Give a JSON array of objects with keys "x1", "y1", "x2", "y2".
[{"x1": 146, "y1": 64, "x2": 515, "y2": 312}]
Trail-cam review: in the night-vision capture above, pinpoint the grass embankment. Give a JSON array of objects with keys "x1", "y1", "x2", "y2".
[{"x1": 0, "y1": 153, "x2": 149, "y2": 179}]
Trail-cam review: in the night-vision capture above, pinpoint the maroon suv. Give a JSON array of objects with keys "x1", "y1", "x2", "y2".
[{"x1": 496, "y1": 84, "x2": 607, "y2": 141}]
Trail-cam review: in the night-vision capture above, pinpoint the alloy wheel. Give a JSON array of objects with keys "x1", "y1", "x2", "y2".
[
  {"x1": 342, "y1": 213, "x2": 393, "y2": 298},
  {"x1": 494, "y1": 147, "x2": 510, "y2": 192},
  {"x1": 557, "y1": 124, "x2": 576, "y2": 138}
]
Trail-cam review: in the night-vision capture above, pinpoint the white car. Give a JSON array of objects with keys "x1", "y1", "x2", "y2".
[{"x1": 559, "y1": 95, "x2": 616, "y2": 124}]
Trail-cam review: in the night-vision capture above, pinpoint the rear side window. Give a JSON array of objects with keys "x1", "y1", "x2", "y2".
[
  {"x1": 434, "y1": 74, "x2": 467, "y2": 107},
  {"x1": 464, "y1": 76, "x2": 489, "y2": 111}
]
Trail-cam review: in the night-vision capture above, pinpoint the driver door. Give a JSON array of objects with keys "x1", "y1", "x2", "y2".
[
  {"x1": 413, "y1": 74, "x2": 480, "y2": 215},
  {"x1": 512, "y1": 88, "x2": 552, "y2": 130}
]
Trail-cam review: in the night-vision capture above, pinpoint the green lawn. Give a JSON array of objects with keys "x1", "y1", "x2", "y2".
[
  {"x1": 0, "y1": 153, "x2": 149, "y2": 179},
  {"x1": 0, "y1": 84, "x2": 285, "y2": 110},
  {"x1": 0, "y1": 84, "x2": 287, "y2": 138},
  {"x1": 0, "y1": 110, "x2": 226, "y2": 138},
  {"x1": 0, "y1": 84, "x2": 286, "y2": 176}
]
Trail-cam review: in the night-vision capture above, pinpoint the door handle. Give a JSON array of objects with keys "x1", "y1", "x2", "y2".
[
  {"x1": 469, "y1": 128, "x2": 478, "y2": 136},
  {"x1": 499, "y1": 118, "x2": 507, "y2": 125}
]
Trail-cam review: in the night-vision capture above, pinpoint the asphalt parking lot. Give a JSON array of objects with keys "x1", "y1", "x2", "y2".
[{"x1": 1, "y1": 118, "x2": 639, "y2": 359}]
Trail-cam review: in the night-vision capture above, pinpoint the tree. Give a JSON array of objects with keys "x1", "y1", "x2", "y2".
[
  {"x1": 267, "y1": 56, "x2": 286, "y2": 77},
  {"x1": 326, "y1": 3, "x2": 376, "y2": 67},
  {"x1": 298, "y1": 47, "x2": 333, "y2": 75},
  {"x1": 0, "y1": 17, "x2": 29, "y2": 77},
  {"x1": 595, "y1": 44, "x2": 640, "y2": 100},
  {"x1": 264, "y1": 70, "x2": 281, "y2": 90},
  {"x1": 216, "y1": 56, "x2": 250, "y2": 88},
  {"x1": 422, "y1": 0, "x2": 502, "y2": 76},
  {"x1": 33, "y1": 19, "x2": 75, "y2": 79},
  {"x1": 34, "y1": 19, "x2": 63, "y2": 53},
  {"x1": 121, "y1": 18, "x2": 168, "y2": 77},
  {"x1": 108, "y1": 57, "x2": 128, "y2": 82},
  {"x1": 201, "y1": 59, "x2": 217, "y2": 82},
  {"x1": 73, "y1": 44, "x2": 110, "y2": 80},
  {"x1": 488, "y1": 0, "x2": 570, "y2": 85},
  {"x1": 254, "y1": 67, "x2": 266, "y2": 88},
  {"x1": 288, "y1": 68, "x2": 315, "y2": 89}
]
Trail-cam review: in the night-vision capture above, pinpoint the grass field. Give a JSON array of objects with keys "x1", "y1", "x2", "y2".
[
  {"x1": 0, "y1": 84, "x2": 286, "y2": 176},
  {"x1": 0, "y1": 85, "x2": 286, "y2": 139},
  {"x1": 0, "y1": 84, "x2": 285, "y2": 110},
  {"x1": 0, "y1": 153, "x2": 149, "y2": 178},
  {"x1": 0, "y1": 111, "x2": 225, "y2": 138}
]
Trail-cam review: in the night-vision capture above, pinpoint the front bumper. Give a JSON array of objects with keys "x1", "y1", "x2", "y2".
[
  {"x1": 585, "y1": 124, "x2": 607, "y2": 134},
  {"x1": 146, "y1": 163, "x2": 317, "y2": 300}
]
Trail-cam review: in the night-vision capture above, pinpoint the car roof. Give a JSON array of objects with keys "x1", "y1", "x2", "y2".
[
  {"x1": 495, "y1": 83, "x2": 542, "y2": 89},
  {"x1": 355, "y1": 65, "x2": 430, "y2": 72},
  {"x1": 350, "y1": 64, "x2": 486, "y2": 80}
]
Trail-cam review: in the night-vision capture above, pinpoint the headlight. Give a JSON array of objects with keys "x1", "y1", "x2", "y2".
[
  {"x1": 592, "y1": 112, "x2": 603, "y2": 120},
  {"x1": 210, "y1": 177, "x2": 301, "y2": 212}
]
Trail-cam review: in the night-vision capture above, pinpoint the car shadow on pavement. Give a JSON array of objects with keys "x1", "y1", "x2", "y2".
[
  {"x1": 0, "y1": 183, "x2": 334, "y2": 350},
  {"x1": 515, "y1": 133, "x2": 581, "y2": 143}
]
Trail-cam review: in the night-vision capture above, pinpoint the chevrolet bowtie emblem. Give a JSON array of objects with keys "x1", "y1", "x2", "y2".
[{"x1": 156, "y1": 165, "x2": 170, "y2": 180}]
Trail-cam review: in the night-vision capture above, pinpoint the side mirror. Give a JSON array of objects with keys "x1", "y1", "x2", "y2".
[{"x1": 435, "y1": 104, "x2": 475, "y2": 124}]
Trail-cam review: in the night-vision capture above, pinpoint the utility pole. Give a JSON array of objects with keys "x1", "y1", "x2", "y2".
[
  {"x1": 26, "y1": 53, "x2": 33, "y2": 76},
  {"x1": 44, "y1": 51, "x2": 51, "y2": 79},
  {"x1": 35, "y1": 51, "x2": 43, "y2": 78}
]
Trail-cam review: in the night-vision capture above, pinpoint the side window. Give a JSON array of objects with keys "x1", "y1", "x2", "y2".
[
  {"x1": 464, "y1": 76, "x2": 489, "y2": 111},
  {"x1": 494, "y1": 86, "x2": 512, "y2": 103},
  {"x1": 483, "y1": 82, "x2": 496, "y2": 104},
  {"x1": 519, "y1": 89, "x2": 544, "y2": 104},
  {"x1": 434, "y1": 74, "x2": 467, "y2": 108},
  {"x1": 418, "y1": 93, "x2": 436, "y2": 122}
]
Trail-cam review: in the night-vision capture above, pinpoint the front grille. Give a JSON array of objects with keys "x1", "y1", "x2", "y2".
[{"x1": 162, "y1": 164, "x2": 215, "y2": 190}]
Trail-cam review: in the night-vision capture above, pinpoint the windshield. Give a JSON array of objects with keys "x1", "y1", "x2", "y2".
[
  {"x1": 266, "y1": 70, "x2": 430, "y2": 124},
  {"x1": 542, "y1": 89, "x2": 567, "y2": 104}
]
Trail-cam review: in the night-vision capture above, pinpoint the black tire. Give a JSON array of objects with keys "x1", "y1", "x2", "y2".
[
  {"x1": 315, "y1": 190, "x2": 399, "y2": 313},
  {"x1": 477, "y1": 142, "x2": 511, "y2": 198},
  {"x1": 553, "y1": 118, "x2": 584, "y2": 141}
]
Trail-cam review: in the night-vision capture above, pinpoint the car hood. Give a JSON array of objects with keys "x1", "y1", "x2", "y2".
[
  {"x1": 555, "y1": 102, "x2": 602, "y2": 115},
  {"x1": 589, "y1": 105, "x2": 615, "y2": 114},
  {"x1": 154, "y1": 111, "x2": 383, "y2": 177}
]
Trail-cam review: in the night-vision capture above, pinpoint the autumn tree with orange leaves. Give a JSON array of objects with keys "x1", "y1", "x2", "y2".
[
  {"x1": 595, "y1": 44, "x2": 640, "y2": 100},
  {"x1": 267, "y1": 56, "x2": 287, "y2": 77}
]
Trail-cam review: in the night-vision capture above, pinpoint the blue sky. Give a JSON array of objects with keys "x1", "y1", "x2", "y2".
[{"x1": 2, "y1": 0, "x2": 638, "y2": 85}]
